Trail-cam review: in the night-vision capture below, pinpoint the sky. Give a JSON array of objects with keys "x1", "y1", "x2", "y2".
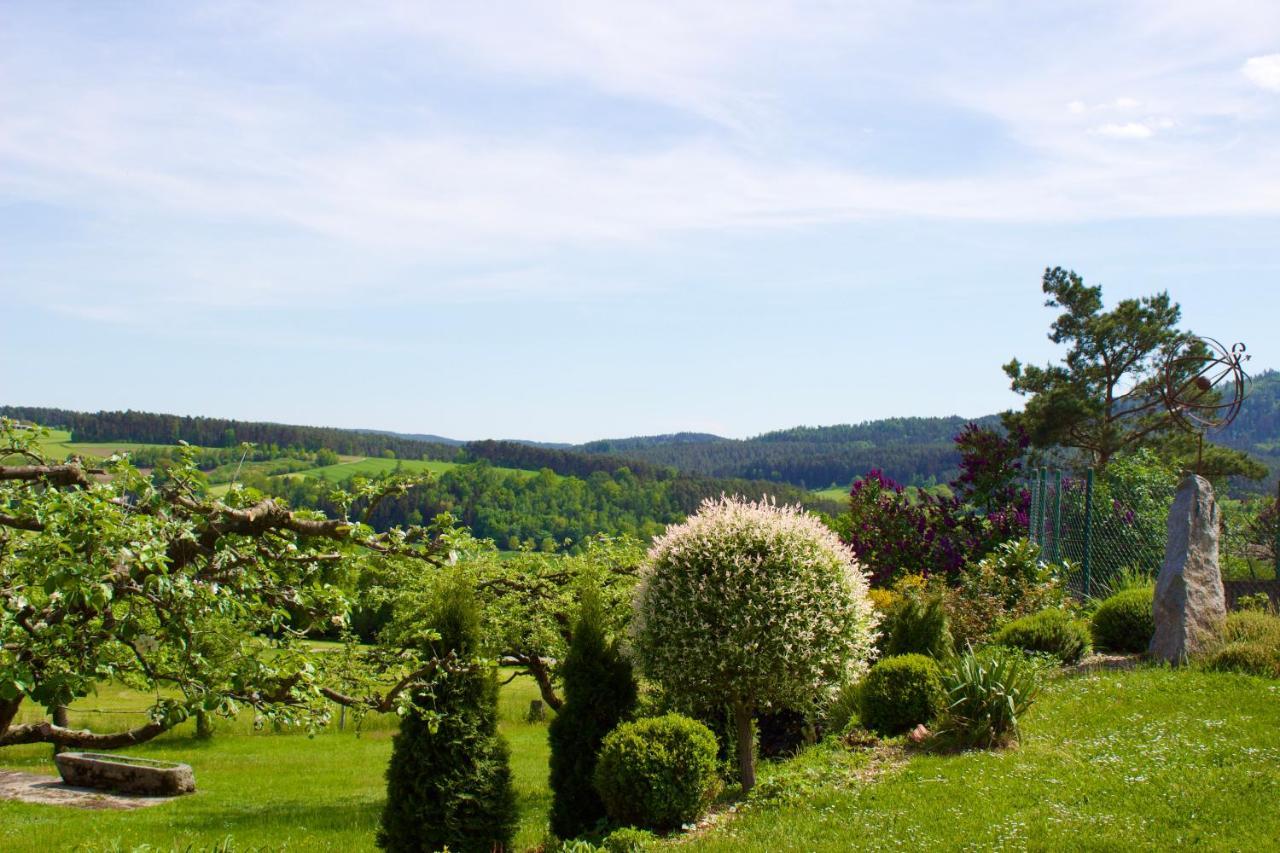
[{"x1": 3, "y1": 1, "x2": 1280, "y2": 443}]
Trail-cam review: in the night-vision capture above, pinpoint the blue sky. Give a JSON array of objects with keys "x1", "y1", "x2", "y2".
[{"x1": 3, "y1": 2, "x2": 1280, "y2": 442}]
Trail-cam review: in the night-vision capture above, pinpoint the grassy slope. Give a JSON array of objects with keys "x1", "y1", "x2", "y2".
[
  {"x1": 2, "y1": 667, "x2": 1278, "y2": 850},
  {"x1": 0, "y1": 672, "x2": 552, "y2": 852},
  {"x1": 682, "y1": 667, "x2": 1280, "y2": 852}
]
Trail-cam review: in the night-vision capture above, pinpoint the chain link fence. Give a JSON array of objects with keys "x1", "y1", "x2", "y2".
[
  {"x1": 1029, "y1": 468, "x2": 1280, "y2": 599},
  {"x1": 1028, "y1": 468, "x2": 1171, "y2": 598}
]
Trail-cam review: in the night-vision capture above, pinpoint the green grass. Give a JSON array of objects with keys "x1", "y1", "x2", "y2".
[
  {"x1": 680, "y1": 667, "x2": 1280, "y2": 851},
  {"x1": 296, "y1": 456, "x2": 535, "y2": 483},
  {"x1": 809, "y1": 483, "x2": 954, "y2": 504},
  {"x1": 21, "y1": 428, "x2": 173, "y2": 462},
  {"x1": 4, "y1": 666, "x2": 1278, "y2": 850},
  {"x1": 0, "y1": 671, "x2": 552, "y2": 852}
]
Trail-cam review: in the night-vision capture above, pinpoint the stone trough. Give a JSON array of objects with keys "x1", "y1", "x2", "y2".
[{"x1": 54, "y1": 752, "x2": 196, "y2": 796}]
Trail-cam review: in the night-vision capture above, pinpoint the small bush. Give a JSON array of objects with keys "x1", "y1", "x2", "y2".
[
  {"x1": 935, "y1": 645, "x2": 1041, "y2": 750},
  {"x1": 1202, "y1": 642, "x2": 1280, "y2": 678},
  {"x1": 1235, "y1": 592, "x2": 1273, "y2": 613},
  {"x1": 1090, "y1": 587, "x2": 1154, "y2": 653},
  {"x1": 994, "y1": 608, "x2": 1091, "y2": 664},
  {"x1": 594, "y1": 714, "x2": 721, "y2": 832},
  {"x1": 1222, "y1": 610, "x2": 1280, "y2": 648},
  {"x1": 823, "y1": 680, "x2": 861, "y2": 735},
  {"x1": 879, "y1": 590, "x2": 953, "y2": 659},
  {"x1": 601, "y1": 827, "x2": 657, "y2": 852},
  {"x1": 858, "y1": 654, "x2": 945, "y2": 736}
]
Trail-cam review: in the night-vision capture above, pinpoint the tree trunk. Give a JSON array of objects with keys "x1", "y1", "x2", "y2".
[
  {"x1": 52, "y1": 705, "x2": 68, "y2": 756},
  {"x1": 524, "y1": 656, "x2": 563, "y2": 712},
  {"x1": 195, "y1": 710, "x2": 215, "y2": 740},
  {"x1": 0, "y1": 697, "x2": 22, "y2": 741},
  {"x1": 734, "y1": 701, "x2": 756, "y2": 793}
]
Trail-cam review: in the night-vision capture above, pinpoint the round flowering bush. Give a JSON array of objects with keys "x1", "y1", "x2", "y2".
[{"x1": 632, "y1": 497, "x2": 878, "y2": 791}]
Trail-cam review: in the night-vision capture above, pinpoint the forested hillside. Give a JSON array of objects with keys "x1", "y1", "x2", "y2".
[
  {"x1": 1214, "y1": 369, "x2": 1280, "y2": 491},
  {"x1": 573, "y1": 416, "x2": 1003, "y2": 489},
  {"x1": 0, "y1": 406, "x2": 460, "y2": 461}
]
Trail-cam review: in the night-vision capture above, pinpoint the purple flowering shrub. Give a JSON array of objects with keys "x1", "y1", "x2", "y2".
[{"x1": 843, "y1": 425, "x2": 1030, "y2": 586}]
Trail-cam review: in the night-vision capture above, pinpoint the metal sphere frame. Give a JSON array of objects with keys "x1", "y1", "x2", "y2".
[{"x1": 1160, "y1": 335, "x2": 1251, "y2": 471}]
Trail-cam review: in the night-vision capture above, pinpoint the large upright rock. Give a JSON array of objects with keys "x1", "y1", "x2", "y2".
[{"x1": 1150, "y1": 474, "x2": 1226, "y2": 663}]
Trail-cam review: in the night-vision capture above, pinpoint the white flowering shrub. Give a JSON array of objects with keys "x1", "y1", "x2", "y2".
[{"x1": 632, "y1": 496, "x2": 878, "y2": 790}]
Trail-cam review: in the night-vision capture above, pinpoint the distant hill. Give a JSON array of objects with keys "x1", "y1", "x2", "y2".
[
  {"x1": 572, "y1": 416, "x2": 1003, "y2": 490},
  {"x1": 357, "y1": 428, "x2": 464, "y2": 446},
  {"x1": 1214, "y1": 369, "x2": 1280, "y2": 492}
]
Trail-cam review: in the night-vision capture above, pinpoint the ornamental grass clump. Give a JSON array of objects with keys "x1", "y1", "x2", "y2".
[
  {"x1": 632, "y1": 497, "x2": 878, "y2": 792},
  {"x1": 935, "y1": 645, "x2": 1041, "y2": 750}
]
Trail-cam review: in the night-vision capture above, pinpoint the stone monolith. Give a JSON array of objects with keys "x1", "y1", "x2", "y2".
[{"x1": 1149, "y1": 474, "x2": 1225, "y2": 663}]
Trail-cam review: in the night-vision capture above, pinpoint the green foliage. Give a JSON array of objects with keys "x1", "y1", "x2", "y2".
[
  {"x1": 858, "y1": 654, "x2": 945, "y2": 736},
  {"x1": 994, "y1": 609, "x2": 1091, "y2": 664},
  {"x1": 377, "y1": 580, "x2": 518, "y2": 853},
  {"x1": 0, "y1": 420, "x2": 465, "y2": 750},
  {"x1": 1235, "y1": 592, "x2": 1273, "y2": 613},
  {"x1": 593, "y1": 714, "x2": 721, "y2": 832},
  {"x1": 942, "y1": 539, "x2": 1065, "y2": 648},
  {"x1": 878, "y1": 587, "x2": 953, "y2": 659},
  {"x1": 1222, "y1": 610, "x2": 1280, "y2": 647},
  {"x1": 1003, "y1": 268, "x2": 1186, "y2": 470},
  {"x1": 600, "y1": 827, "x2": 657, "y2": 852},
  {"x1": 549, "y1": 586, "x2": 639, "y2": 840},
  {"x1": 633, "y1": 497, "x2": 878, "y2": 790},
  {"x1": 935, "y1": 646, "x2": 1042, "y2": 750},
  {"x1": 1201, "y1": 642, "x2": 1280, "y2": 678},
  {"x1": 822, "y1": 680, "x2": 862, "y2": 736},
  {"x1": 1090, "y1": 587, "x2": 1155, "y2": 653}
]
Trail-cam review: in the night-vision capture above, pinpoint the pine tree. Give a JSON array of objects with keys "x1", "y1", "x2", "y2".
[
  {"x1": 547, "y1": 585, "x2": 639, "y2": 839},
  {"x1": 377, "y1": 580, "x2": 518, "y2": 853}
]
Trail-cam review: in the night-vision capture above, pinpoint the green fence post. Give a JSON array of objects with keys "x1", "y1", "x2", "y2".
[
  {"x1": 1036, "y1": 468, "x2": 1047, "y2": 548},
  {"x1": 1050, "y1": 469, "x2": 1063, "y2": 564},
  {"x1": 1082, "y1": 468, "x2": 1095, "y2": 598}
]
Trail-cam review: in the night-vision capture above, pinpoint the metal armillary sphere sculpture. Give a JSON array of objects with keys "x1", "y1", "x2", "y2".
[{"x1": 1160, "y1": 336, "x2": 1251, "y2": 473}]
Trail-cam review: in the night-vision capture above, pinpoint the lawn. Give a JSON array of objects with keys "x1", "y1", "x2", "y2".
[
  {"x1": 0, "y1": 671, "x2": 553, "y2": 852},
  {"x1": 681, "y1": 667, "x2": 1280, "y2": 852},
  {"x1": 3, "y1": 666, "x2": 1277, "y2": 851}
]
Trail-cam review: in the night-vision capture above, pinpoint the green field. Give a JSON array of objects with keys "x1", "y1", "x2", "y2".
[
  {"x1": 2, "y1": 666, "x2": 1278, "y2": 850},
  {"x1": 0, "y1": 670, "x2": 552, "y2": 852},
  {"x1": 26, "y1": 428, "x2": 173, "y2": 461}
]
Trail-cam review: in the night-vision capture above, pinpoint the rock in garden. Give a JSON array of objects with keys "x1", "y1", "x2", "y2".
[{"x1": 1150, "y1": 474, "x2": 1226, "y2": 663}]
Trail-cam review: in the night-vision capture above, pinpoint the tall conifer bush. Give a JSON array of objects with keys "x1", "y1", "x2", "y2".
[
  {"x1": 377, "y1": 579, "x2": 517, "y2": 853},
  {"x1": 548, "y1": 584, "x2": 638, "y2": 839}
]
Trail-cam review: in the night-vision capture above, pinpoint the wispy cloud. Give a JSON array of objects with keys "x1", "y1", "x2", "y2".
[
  {"x1": 1244, "y1": 54, "x2": 1280, "y2": 91},
  {"x1": 3, "y1": 1, "x2": 1280, "y2": 309}
]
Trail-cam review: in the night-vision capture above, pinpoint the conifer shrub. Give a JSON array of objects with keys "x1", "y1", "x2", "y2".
[
  {"x1": 878, "y1": 587, "x2": 953, "y2": 658},
  {"x1": 858, "y1": 653, "x2": 945, "y2": 736},
  {"x1": 632, "y1": 497, "x2": 878, "y2": 792},
  {"x1": 377, "y1": 580, "x2": 517, "y2": 853},
  {"x1": 548, "y1": 586, "x2": 639, "y2": 840},
  {"x1": 994, "y1": 608, "x2": 1091, "y2": 664},
  {"x1": 593, "y1": 714, "x2": 721, "y2": 832},
  {"x1": 1090, "y1": 587, "x2": 1155, "y2": 653}
]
